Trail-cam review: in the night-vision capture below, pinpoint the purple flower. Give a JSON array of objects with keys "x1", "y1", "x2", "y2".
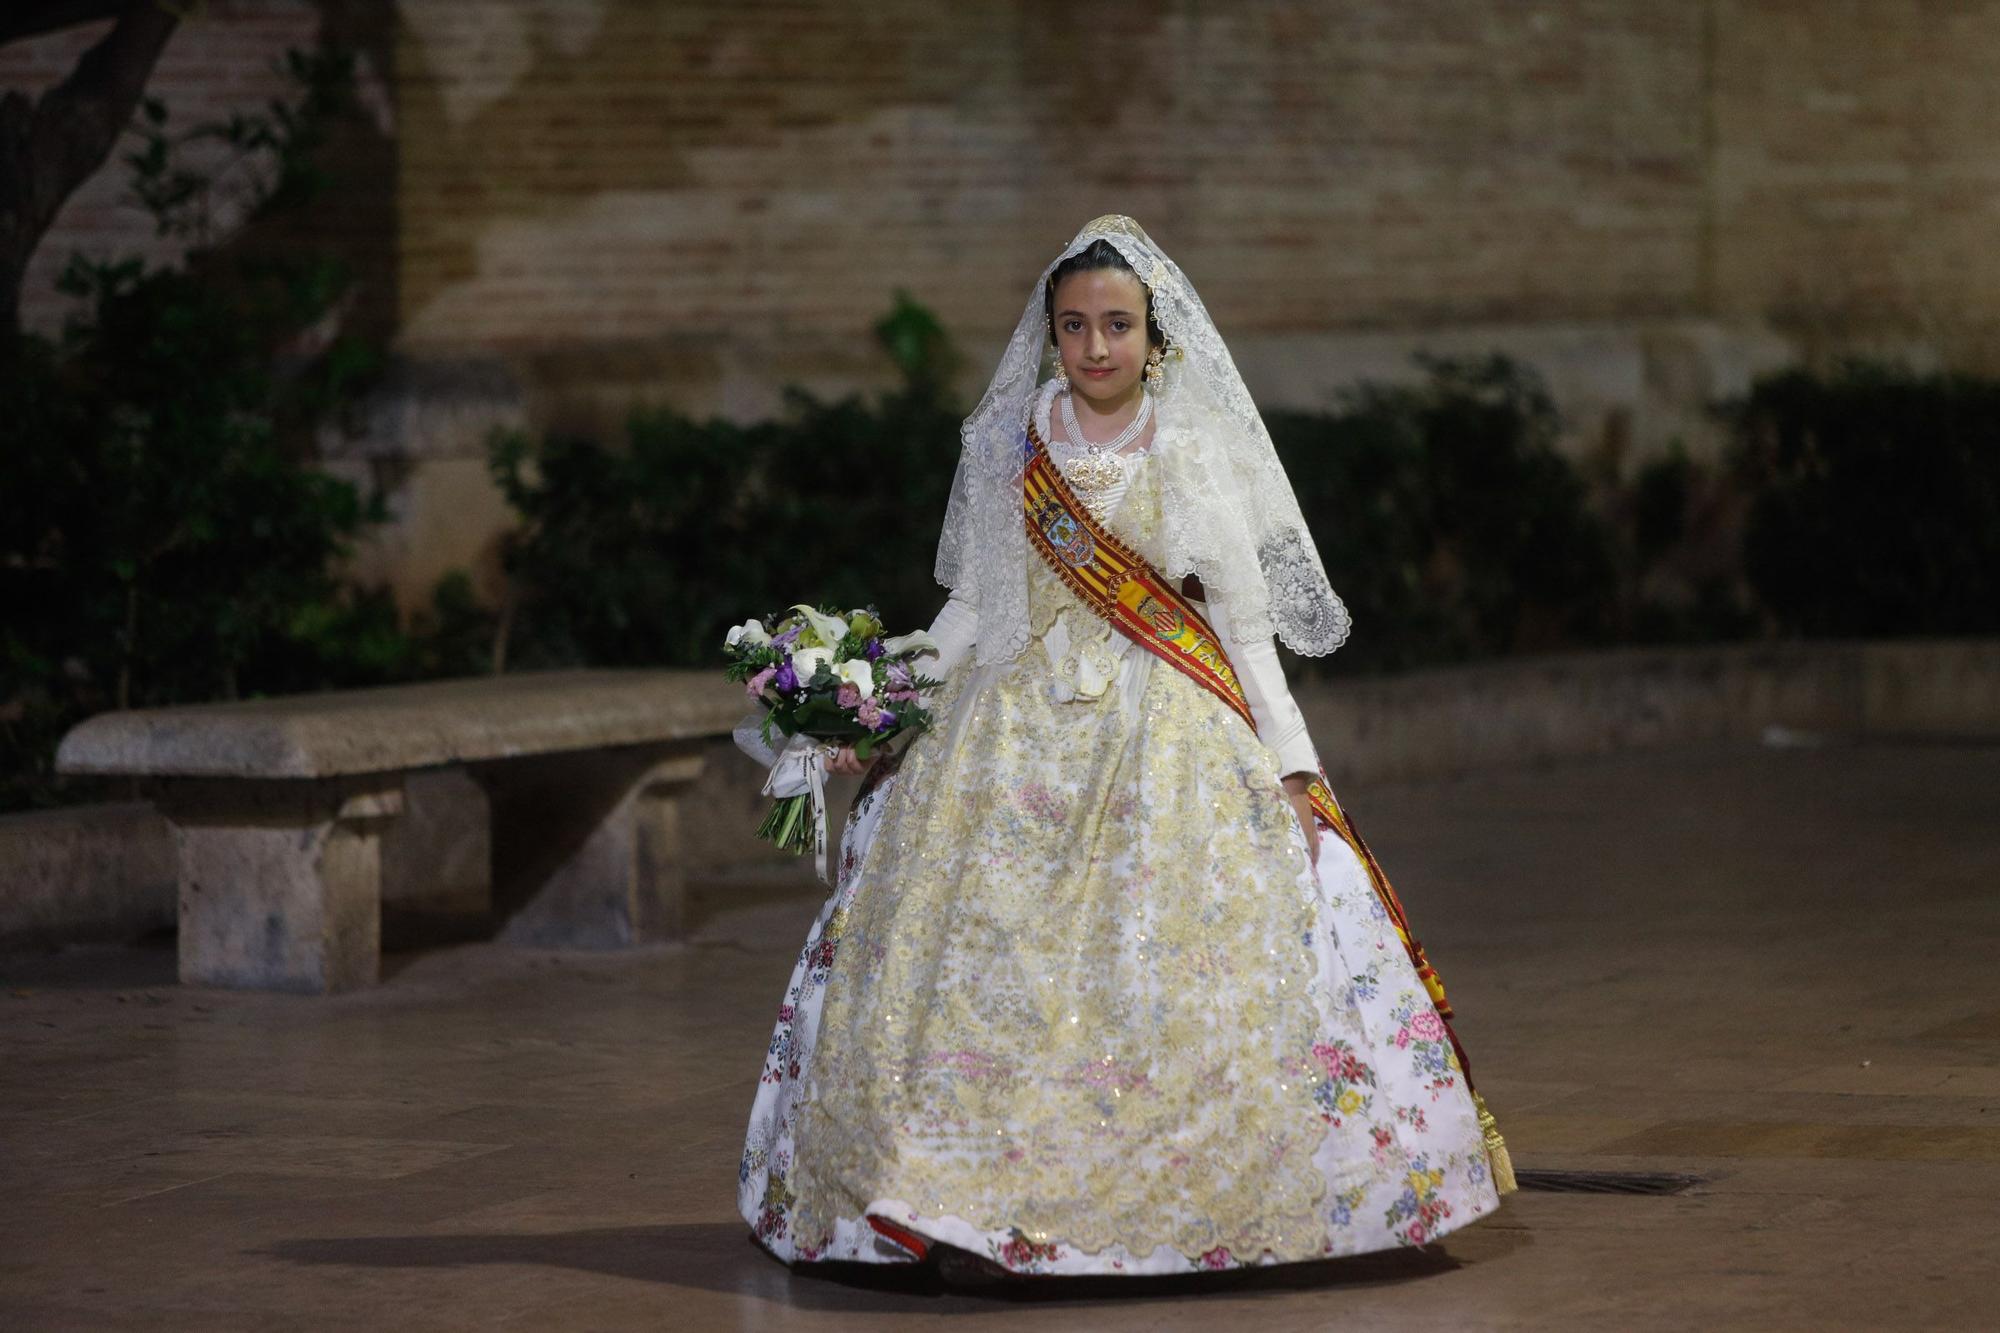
[
  {"x1": 773, "y1": 662, "x2": 797, "y2": 693},
  {"x1": 854, "y1": 699, "x2": 882, "y2": 729},
  {"x1": 864, "y1": 638, "x2": 884, "y2": 661},
  {"x1": 836, "y1": 683, "x2": 861, "y2": 709},
  {"x1": 873, "y1": 706, "x2": 897, "y2": 732},
  {"x1": 885, "y1": 661, "x2": 911, "y2": 688},
  {"x1": 885, "y1": 687, "x2": 919, "y2": 703},
  {"x1": 746, "y1": 666, "x2": 776, "y2": 699},
  {"x1": 774, "y1": 624, "x2": 802, "y2": 647}
]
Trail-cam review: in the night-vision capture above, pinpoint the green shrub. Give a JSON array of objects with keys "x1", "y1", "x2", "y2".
[
  {"x1": 1609, "y1": 442, "x2": 1761, "y2": 646},
  {"x1": 490, "y1": 295, "x2": 963, "y2": 669},
  {"x1": 1269, "y1": 354, "x2": 1619, "y2": 674},
  {"x1": 495, "y1": 347, "x2": 1639, "y2": 679},
  {"x1": 0, "y1": 48, "x2": 419, "y2": 811},
  {"x1": 1725, "y1": 361, "x2": 2000, "y2": 637}
]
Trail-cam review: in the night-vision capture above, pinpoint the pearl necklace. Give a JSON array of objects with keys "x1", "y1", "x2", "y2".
[{"x1": 1057, "y1": 386, "x2": 1152, "y2": 507}]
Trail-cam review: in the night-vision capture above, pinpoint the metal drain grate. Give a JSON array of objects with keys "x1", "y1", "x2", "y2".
[{"x1": 1514, "y1": 1169, "x2": 1705, "y2": 1195}]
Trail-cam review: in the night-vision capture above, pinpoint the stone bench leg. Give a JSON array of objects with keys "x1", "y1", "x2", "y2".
[
  {"x1": 162, "y1": 777, "x2": 404, "y2": 993},
  {"x1": 486, "y1": 743, "x2": 705, "y2": 949},
  {"x1": 380, "y1": 767, "x2": 492, "y2": 927}
]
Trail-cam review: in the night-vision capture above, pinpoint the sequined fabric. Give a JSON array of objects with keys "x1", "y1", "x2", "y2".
[{"x1": 739, "y1": 461, "x2": 1500, "y2": 1273}]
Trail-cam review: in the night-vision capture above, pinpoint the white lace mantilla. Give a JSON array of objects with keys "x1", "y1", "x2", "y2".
[{"x1": 935, "y1": 214, "x2": 1352, "y2": 668}]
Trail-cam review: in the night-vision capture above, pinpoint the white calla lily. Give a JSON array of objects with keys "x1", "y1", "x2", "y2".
[
  {"x1": 790, "y1": 603, "x2": 850, "y2": 649},
  {"x1": 881, "y1": 630, "x2": 939, "y2": 659},
  {"x1": 724, "y1": 618, "x2": 770, "y2": 649},
  {"x1": 836, "y1": 659, "x2": 876, "y2": 700},
  {"x1": 789, "y1": 646, "x2": 833, "y2": 682}
]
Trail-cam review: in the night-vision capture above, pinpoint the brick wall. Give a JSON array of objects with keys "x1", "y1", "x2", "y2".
[
  {"x1": 6, "y1": 2, "x2": 328, "y2": 326},
  {"x1": 386, "y1": 2, "x2": 2000, "y2": 351},
  {"x1": 1708, "y1": 0, "x2": 2000, "y2": 361},
  {"x1": 8, "y1": 1, "x2": 1997, "y2": 606},
  {"x1": 16, "y1": 3, "x2": 1995, "y2": 353},
  {"x1": 389, "y1": 3, "x2": 1708, "y2": 348}
]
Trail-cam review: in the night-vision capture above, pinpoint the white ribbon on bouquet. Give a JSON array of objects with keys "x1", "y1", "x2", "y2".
[{"x1": 762, "y1": 733, "x2": 832, "y2": 885}]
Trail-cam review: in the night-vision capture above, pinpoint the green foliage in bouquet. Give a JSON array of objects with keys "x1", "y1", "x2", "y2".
[
  {"x1": 722, "y1": 605, "x2": 942, "y2": 759},
  {"x1": 721, "y1": 603, "x2": 942, "y2": 856},
  {"x1": 751, "y1": 787, "x2": 817, "y2": 858}
]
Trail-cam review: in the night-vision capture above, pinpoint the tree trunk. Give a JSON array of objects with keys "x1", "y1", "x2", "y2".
[{"x1": 0, "y1": 2, "x2": 179, "y2": 337}]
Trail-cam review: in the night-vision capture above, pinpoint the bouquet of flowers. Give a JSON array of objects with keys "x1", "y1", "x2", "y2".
[{"x1": 723, "y1": 604, "x2": 942, "y2": 870}]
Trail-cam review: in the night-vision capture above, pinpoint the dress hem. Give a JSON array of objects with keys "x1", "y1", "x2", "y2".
[{"x1": 745, "y1": 1185, "x2": 1505, "y2": 1276}]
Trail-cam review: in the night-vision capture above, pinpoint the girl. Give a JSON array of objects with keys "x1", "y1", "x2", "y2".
[{"x1": 739, "y1": 215, "x2": 1513, "y2": 1278}]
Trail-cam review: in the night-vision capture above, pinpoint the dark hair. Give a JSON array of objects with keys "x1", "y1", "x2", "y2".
[{"x1": 1044, "y1": 239, "x2": 1165, "y2": 350}]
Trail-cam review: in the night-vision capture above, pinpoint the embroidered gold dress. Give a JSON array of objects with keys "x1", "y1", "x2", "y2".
[{"x1": 738, "y1": 453, "x2": 1502, "y2": 1274}]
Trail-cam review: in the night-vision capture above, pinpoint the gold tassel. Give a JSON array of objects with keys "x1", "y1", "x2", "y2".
[{"x1": 1472, "y1": 1091, "x2": 1518, "y2": 1196}]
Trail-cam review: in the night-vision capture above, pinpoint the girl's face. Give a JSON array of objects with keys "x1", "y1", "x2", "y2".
[{"x1": 1050, "y1": 267, "x2": 1151, "y2": 407}]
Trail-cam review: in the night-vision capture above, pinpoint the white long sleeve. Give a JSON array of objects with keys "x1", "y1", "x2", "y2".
[
  {"x1": 1205, "y1": 592, "x2": 1320, "y2": 780},
  {"x1": 924, "y1": 586, "x2": 979, "y2": 681}
]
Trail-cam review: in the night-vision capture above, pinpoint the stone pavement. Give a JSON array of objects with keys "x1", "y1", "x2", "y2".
[{"x1": 2, "y1": 740, "x2": 1996, "y2": 1330}]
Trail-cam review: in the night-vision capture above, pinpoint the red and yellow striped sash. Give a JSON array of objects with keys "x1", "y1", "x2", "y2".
[
  {"x1": 1021, "y1": 426, "x2": 1459, "y2": 1029},
  {"x1": 1023, "y1": 436, "x2": 1255, "y2": 731}
]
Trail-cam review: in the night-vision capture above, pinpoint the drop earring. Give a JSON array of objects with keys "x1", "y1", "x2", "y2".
[{"x1": 1143, "y1": 344, "x2": 1164, "y2": 392}]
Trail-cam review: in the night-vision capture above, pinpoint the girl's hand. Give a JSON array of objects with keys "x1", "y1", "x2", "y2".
[
  {"x1": 1281, "y1": 773, "x2": 1320, "y2": 866},
  {"x1": 823, "y1": 744, "x2": 871, "y2": 777}
]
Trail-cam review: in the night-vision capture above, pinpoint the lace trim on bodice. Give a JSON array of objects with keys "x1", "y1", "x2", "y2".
[
  {"x1": 1036, "y1": 381, "x2": 1156, "y2": 527},
  {"x1": 1027, "y1": 438, "x2": 1164, "y2": 639},
  {"x1": 1026, "y1": 441, "x2": 1167, "y2": 706}
]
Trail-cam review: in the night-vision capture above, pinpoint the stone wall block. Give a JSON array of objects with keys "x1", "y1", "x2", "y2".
[
  {"x1": 1862, "y1": 639, "x2": 2000, "y2": 737},
  {"x1": 0, "y1": 803, "x2": 175, "y2": 946}
]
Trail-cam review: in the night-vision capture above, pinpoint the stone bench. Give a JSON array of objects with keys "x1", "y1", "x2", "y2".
[{"x1": 55, "y1": 670, "x2": 747, "y2": 994}]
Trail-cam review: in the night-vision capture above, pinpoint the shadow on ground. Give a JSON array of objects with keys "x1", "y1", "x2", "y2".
[{"x1": 261, "y1": 1220, "x2": 1523, "y2": 1310}]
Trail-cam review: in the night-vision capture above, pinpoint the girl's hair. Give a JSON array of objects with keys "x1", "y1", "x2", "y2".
[{"x1": 1044, "y1": 239, "x2": 1165, "y2": 350}]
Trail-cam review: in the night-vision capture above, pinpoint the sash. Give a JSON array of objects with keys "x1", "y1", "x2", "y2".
[
  {"x1": 1022, "y1": 427, "x2": 1461, "y2": 1045},
  {"x1": 1021, "y1": 426, "x2": 1516, "y2": 1192}
]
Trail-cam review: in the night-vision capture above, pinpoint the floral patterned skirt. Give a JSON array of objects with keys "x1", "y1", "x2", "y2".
[{"x1": 736, "y1": 652, "x2": 1503, "y2": 1275}]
